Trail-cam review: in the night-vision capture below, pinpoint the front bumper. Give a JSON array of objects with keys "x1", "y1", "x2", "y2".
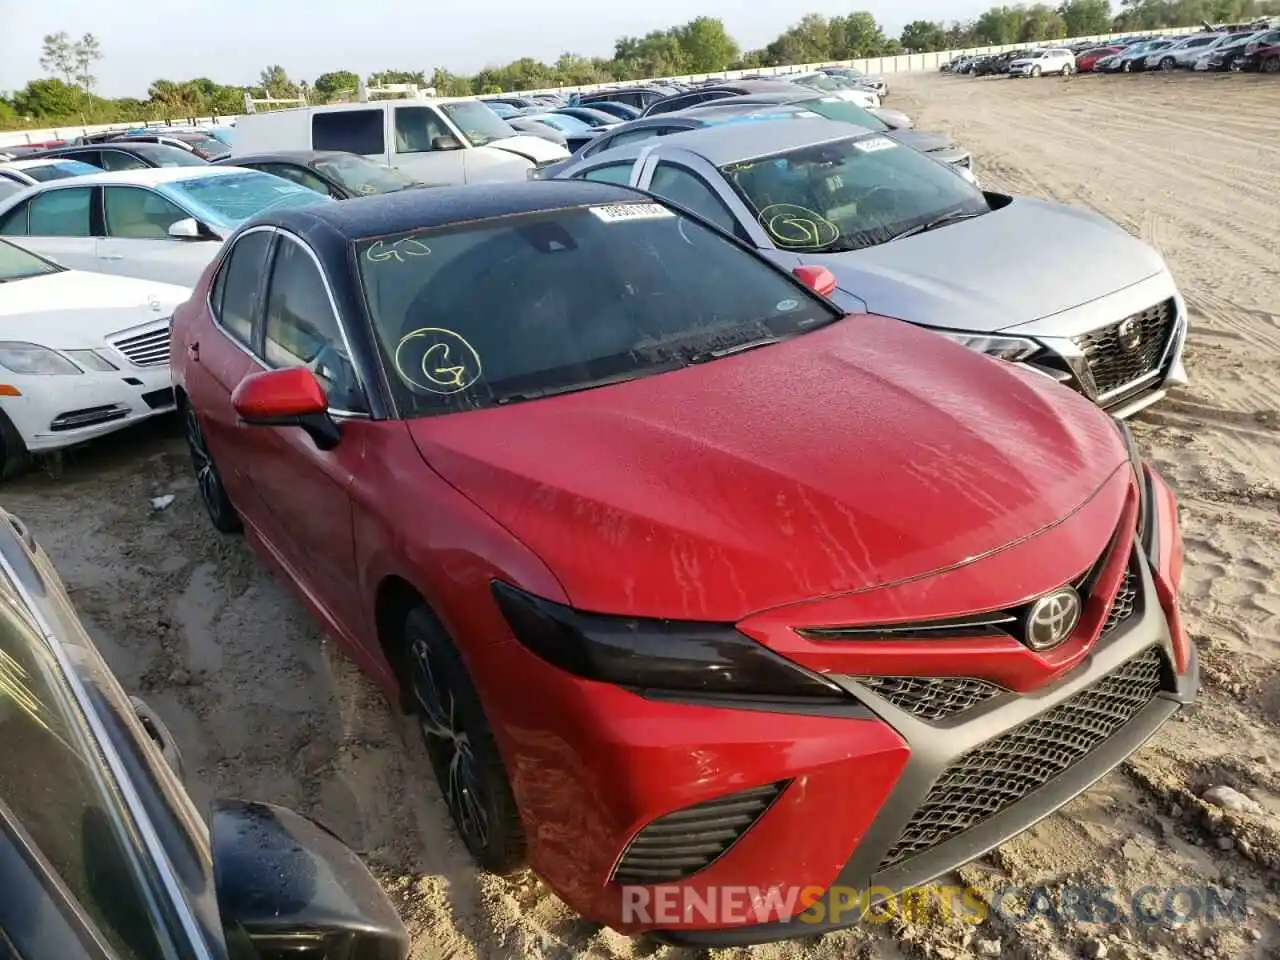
[
  {"x1": 484, "y1": 465, "x2": 1194, "y2": 945},
  {"x1": 0, "y1": 365, "x2": 175, "y2": 453}
]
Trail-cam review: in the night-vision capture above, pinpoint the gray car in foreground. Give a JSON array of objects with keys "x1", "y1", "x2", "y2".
[{"x1": 556, "y1": 118, "x2": 1187, "y2": 417}]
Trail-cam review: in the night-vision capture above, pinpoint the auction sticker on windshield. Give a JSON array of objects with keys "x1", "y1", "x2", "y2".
[
  {"x1": 852, "y1": 137, "x2": 897, "y2": 153},
  {"x1": 589, "y1": 203, "x2": 675, "y2": 223}
]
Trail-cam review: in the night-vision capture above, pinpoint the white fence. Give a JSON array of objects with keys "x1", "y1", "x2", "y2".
[{"x1": 0, "y1": 25, "x2": 1201, "y2": 147}]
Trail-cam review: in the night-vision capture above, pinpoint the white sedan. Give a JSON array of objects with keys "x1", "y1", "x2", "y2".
[
  {"x1": 0, "y1": 239, "x2": 193, "y2": 477},
  {"x1": 0, "y1": 165, "x2": 332, "y2": 286},
  {"x1": 0, "y1": 157, "x2": 101, "y2": 203}
]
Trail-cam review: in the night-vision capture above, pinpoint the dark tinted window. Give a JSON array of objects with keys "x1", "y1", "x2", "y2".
[
  {"x1": 578, "y1": 163, "x2": 634, "y2": 185},
  {"x1": 100, "y1": 150, "x2": 150, "y2": 171},
  {"x1": 356, "y1": 201, "x2": 834, "y2": 416},
  {"x1": 312, "y1": 110, "x2": 385, "y2": 155},
  {"x1": 255, "y1": 163, "x2": 333, "y2": 196},
  {"x1": 0, "y1": 201, "x2": 29, "y2": 235},
  {"x1": 645, "y1": 92, "x2": 710, "y2": 116},
  {"x1": 27, "y1": 188, "x2": 92, "y2": 236},
  {"x1": 263, "y1": 239, "x2": 365, "y2": 411},
  {"x1": 0, "y1": 605, "x2": 165, "y2": 959},
  {"x1": 649, "y1": 163, "x2": 739, "y2": 235},
  {"x1": 213, "y1": 230, "x2": 272, "y2": 344}
]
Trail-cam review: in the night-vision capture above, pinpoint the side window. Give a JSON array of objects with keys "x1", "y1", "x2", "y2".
[
  {"x1": 0, "y1": 608, "x2": 167, "y2": 960},
  {"x1": 393, "y1": 106, "x2": 449, "y2": 154},
  {"x1": 65, "y1": 150, "x2": 104, "y2": 169},
  {"x1": 256, "y1": 163, "x2": 333, "y2": 197},
  {"x1": 262, "y1": 238, "x2": 365, "y2": 412},
  {"x1": 212, "y1": 230, "x2": 273, "y2": 345},
  {"x1": 27, "y1": 188, "x2": 92, "y2": 237},
  {"x1": 104, "y1": 187, "x2": 188, "y2": 239},
  {"x1": 602, "y1": 128, "x2": 666, "y2": 151},
  {"x1": 0, "y1": 201, "x2": 28, "y2": 235},
  {"x1": 578, "y1": 163, "x2": 635, "y2": 186},
  {"x1": 312, "y1": 109, "x2": 385, "y2": 155},
  {"x1": 649, "y1": 163, "x2": 740, "y2": 236},
  {"x1": 100, "y1": 150, "x2": 149, "y2": 171}
]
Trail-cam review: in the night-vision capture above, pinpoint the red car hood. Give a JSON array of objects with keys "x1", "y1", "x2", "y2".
[{"x1": 408, "y1": 314, "x2": 1126, "y2": 621}]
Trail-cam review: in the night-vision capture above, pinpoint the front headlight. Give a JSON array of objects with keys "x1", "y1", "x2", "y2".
[
  {"x1": 63, "y1": 349, "x2": 119, "y2": 372},
  {"x1": 0, "y1": 342, "x2": 83, "y2": 376},
  {"x1": 492, "y1": 580, "x2": 852, "y2": 704},
  {"x1": 933, "y1": 331, "x2": 1039, "y2": 362}
]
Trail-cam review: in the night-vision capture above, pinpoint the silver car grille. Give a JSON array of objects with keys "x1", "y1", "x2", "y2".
[
  {"x1": 108, "y1": 323, "x2": 171, "y2": 368},
  {"x1": 1073, "y1": 299, "x2": 1177, "y2": 400}
]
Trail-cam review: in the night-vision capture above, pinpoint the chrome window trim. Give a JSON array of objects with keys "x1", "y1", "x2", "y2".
[
  {"x1": 206, "y1": 225, "x2": 374, "y2": 419},
  {"x1": 0, "y1": 549, "x2": 215, "y2": 960}
]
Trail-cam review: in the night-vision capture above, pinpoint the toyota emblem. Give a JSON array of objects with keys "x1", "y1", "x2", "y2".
[
  {"x1": 1116, "y1": 317, "x2": 1142, "y2": 352},
  {"x1": 1024, "y1": 588, "x2": 1082, "y2": 651}
]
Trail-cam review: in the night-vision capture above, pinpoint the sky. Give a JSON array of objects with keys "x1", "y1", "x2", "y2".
[{"x1": 0, "y1": 0, "x2": 979, "y2": 98}]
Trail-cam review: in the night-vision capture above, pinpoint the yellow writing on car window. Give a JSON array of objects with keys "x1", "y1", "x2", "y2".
[
  {"x1": 366, "y1": 237, "x2": 432, "y2": 264},
  {"x1": 758, "y1": 204, "x2": 839, "y2": 251},
  {"x1": 394, "y1": 327, "x2": 483, "y2": 395}
]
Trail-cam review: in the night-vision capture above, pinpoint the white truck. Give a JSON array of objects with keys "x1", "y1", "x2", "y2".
[{"x1": 231, "y1": 98, "x2": 569, "y2": 185}]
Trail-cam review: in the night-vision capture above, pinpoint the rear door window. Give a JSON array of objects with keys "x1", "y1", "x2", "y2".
[
  {"x1": 28, "y1": 188, "x2": 93, "y2": 236},
  {"x1": 312, "y1": 109, "x2": 385, "y2": 155},
  {"x1": 100, "y1": 150, "x2": 150, "y2": 171},
  {"x1": 212, "y1": 230, "x2": 273, "y2": 345}
]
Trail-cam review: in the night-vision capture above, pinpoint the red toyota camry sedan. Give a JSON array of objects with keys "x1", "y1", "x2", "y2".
[{"x1": 170, "y1": 181, "x2": 1197, "y2": 945}]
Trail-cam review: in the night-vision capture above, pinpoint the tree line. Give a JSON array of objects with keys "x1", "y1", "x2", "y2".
[{"x1": 3, "y1": 0, "x2": 1275, "y2": 130}]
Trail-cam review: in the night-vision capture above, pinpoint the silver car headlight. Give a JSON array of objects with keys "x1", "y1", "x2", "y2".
[
  {"x1": 932, "y1": 332, "x2": 1039, "y2": 362},
  {"x1": 63, "y1": 349, "x2": 120, "y2": 372},
  {"x1": 0, "y1": 342, "x2": 83, "y2": 376}
]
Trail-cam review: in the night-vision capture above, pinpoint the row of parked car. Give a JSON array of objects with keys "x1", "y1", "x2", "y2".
[
  {"x1": 0, "y1": 73, "x2": 1199, "y2": 953},
  {"x1": 943, "y1": 18, "x2": 1280, "y2": 76}
]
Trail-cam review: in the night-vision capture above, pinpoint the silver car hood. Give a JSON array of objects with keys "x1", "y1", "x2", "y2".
[{"x1": 813, "y1": 197, "x2": 1167, "y2": 333}]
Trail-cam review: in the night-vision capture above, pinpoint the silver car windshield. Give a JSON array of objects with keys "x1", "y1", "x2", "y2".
[
  {"x1": 722, "y1": 134, "x2": 989, "y2": 253},
  {"x1": 439, "y1": 101, "x2": 518, "y2": 147}
]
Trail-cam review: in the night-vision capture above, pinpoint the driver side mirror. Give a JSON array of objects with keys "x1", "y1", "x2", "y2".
[
  {"x1": 430, "y1": 135, "x2": 463, "y2": 151},
  {"x1": 211, "y1": 799, "x2": 409, "y2": 960},
  {"x1": 793, "y1": 264, "x2": 838, "y2": 297},
  {"x1": 167, "y1": 217, "x2": 205, "y2": 240},
  {"x1": 232, "y1": 367, "x2": 342, "y2": 450}
]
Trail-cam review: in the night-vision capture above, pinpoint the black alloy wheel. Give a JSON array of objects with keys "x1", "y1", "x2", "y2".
[{"x1": 183, "y1": 403, "x2": 241, "y2": 533}]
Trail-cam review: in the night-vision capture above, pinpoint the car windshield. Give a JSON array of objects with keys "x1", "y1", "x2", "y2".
[
  {"x1": 567, "y1": 109, "x2": 616, "y2": 127},
  {"x1": 313, "y1": 153, "x2": 420, "y2": 195},
  {"x1": 180, "y1": 133, "x2": 232, "y2": 160},
  {"x1": 439, "y1": 101, "x2": 518, "y2": 147},
  {"x1": 162, "y1": 171, "x2": 329, "y2": 231},
  {"x1": 132, "y1": 144, "x2": 208, "y2": 167},
  {"x1": 793, "y1": 96, "x2": 890, "y2": 132},
  {"x1": 356, "y1": 201, "x2": 837, "y2": 416},
  {"x1": 537, "y1": 114, "x2": 591, "y2": 134},
  {"x1": 792, "y1": 74, "x2": 843, "y2": 92},
  {"x1": 721, "y1": 133, "x2": 989, "y2": 254},
  {"x1": 21, "y1": 160, "x2": 100, "y2": 182},
  {"x1": 0, "y1": 238, "x2": 61, "y2": 280},
  {"x1": 486, "y1": 102, "x2": 519, "y2": 118}
]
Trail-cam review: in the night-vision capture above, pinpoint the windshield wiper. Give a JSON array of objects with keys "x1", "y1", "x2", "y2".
[
  {"x1": 684, "y1": 337, "x2": 783, "y2": 364},
  {"x1": 887, "y1": 209, "x2": 986, "y2": 243},
  {"x1": 491, "y1": 369, "x2": 659, "y2": 405}
]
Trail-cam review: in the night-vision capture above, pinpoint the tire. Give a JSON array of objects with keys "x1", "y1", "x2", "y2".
[
  {"x1": 1264, "y1": 56, "x2": 1280, "y2": 74},
  {"x1": 404, "y1": 606, "x2": 525, "y2": 873},
  {"x1": 1122, "y1": 60, "x2": 1134, "y2": 73},
  {"x1": 182, "y1": 401, "x2": 241, "y2": 533},
  {"x1": 0, "y1": 410, "x2": 31, "y2": 481},
  {"x1": 1030, "y1": 65, "x2": 1041, "y2": 77},
  {"x1": 1062, "y1": 63, "x2": 1073, "y2": 76},
  {"x1": 1160, "y1": 56, "x2": 1176, "y2": 71}
]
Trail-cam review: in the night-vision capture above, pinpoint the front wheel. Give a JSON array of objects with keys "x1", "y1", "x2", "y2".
[
  {"x1": 183, "y1": 402, "x2": 241, "y2": 533},
  {"x1": 1263, "y1": 56, "x2": 1280, "y2": 74},
  {"x1": 404, "y1": 606, "x2": 525, "y2": 873},
  {"x1": 1160, "y1": 56, "x2": 1176, "y2": 71},
  {"x1": 1062, "y1": 63, "x2": 1073, "y2": 76},
  {"x1": 1122, "y1": 60, "x2": 1134, "y2": 73},
  {"x1": 1030, "y1": 65, "x2": 1042, "y2": 77}
]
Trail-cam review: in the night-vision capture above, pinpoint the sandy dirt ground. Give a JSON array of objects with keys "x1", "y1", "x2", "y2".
[{"x1": 6, "y1": 68, "x2": 1280, "y2": 960}]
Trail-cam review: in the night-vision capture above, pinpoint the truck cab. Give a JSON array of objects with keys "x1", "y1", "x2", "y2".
[{"x1": 230, "y1": 98, "x2": 568, "y2": 185}]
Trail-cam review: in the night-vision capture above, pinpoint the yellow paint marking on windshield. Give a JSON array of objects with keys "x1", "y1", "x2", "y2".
[
  {"x1": 394, "y1": 327, "x2": 483, "y2": 395},
  {"x1": 366, "y1": 238, "x2": 432, "y2": 264},
  {"x1": 758, "y1": 203, "x2": 839, "y2": 251}
]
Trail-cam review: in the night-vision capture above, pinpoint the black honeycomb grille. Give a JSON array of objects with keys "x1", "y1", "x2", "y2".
[
  {"x1": 611, "y1": 782, "x2": 784, "y2": 884},
  {"x1": 852, "y1": 675, "x2": 1004, "y2": 722},
  {"x1": 1073, "y1": 299, "x2": 1176, "y2": 398},
  {"x1": 877, "y1": 647, "x2": 1165, "y2": 871},
  {"x1": 1100, "y1": 566, "x2": 1139, "y2": 638}
]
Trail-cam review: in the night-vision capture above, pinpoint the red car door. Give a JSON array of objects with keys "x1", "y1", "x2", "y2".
[
  {"x1": 231, "y1": 233, "x2": 372, "y2": 652},
  {"x1": 178, "y1": 228, "x2": 275, "y2": 509}
]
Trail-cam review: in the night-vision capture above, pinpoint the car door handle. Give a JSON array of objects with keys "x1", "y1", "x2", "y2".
[
  {"x1": 130, "y1": 696, "x2": 186, "y2": 780},
  {"x1": 99, "y1": 253, "x2": 124, "y2": 261},
  {"x1": 7, "y1": 514, "x2": 35, "y2": 551},
  {"x1": 187, "y1": 340, "x2": 199, "y2": 362}
]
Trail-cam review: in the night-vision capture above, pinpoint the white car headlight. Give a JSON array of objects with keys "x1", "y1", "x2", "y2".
[
  {"x1": 63, "y1": 349, "x2": 120, "y2": 372},
  {"x1": 932, "y1": 332, "x2": 1039, "y2": 362},
  {"x1": 0, "y1": 342, "x2": 83, "y2": 376}
]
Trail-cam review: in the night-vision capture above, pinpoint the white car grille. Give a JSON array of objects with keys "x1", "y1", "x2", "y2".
[{"x1": 108, "y1": 321, "x2": 171, "y2": 368}]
